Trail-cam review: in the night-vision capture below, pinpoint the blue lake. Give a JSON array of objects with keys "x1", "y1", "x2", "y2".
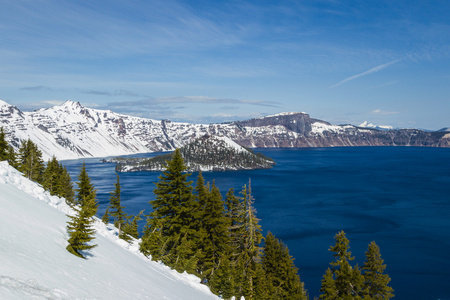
[{"x1": 63, "y1": 147, "x2": 450, "y2": 300}]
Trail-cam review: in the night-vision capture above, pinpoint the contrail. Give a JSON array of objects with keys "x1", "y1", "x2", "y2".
[{"x1": 329, "y1": 59, "x2": 401, "y2": 89}]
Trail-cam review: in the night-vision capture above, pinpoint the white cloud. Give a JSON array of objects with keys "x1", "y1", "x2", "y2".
[
  {"x1": 371, "y1": 109, "x2": 398, "y2": 115},
  {"x1": 329, "y1": 59, "x2": 402, "y2": 89}
]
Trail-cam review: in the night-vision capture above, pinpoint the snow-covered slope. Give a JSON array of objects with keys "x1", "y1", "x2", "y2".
[{"x1": 0, "y1": 161, "x2": 219, "y2": 300}]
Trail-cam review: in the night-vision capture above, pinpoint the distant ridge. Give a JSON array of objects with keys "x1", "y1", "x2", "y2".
[{"x1": 0, "y1": 99, "x2": 449, "y2": 160}]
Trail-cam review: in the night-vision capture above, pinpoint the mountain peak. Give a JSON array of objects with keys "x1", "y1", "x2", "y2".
[
  {"x1": 359, "y1": 121, "x2": 394, "y2": 131},
  {"x1": 60, "y1": 100, "x2": 83, "y2": 109},
  {"x1": 0, "y1": 99, "x2": 13, "y2": 108}
]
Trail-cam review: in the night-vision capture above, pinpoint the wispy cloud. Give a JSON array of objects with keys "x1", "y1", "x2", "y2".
[
  {"x1": 81, "y1": 89, "x2": 141, "y2": 97},
  {"x1": 106, "y1": 96, "x2": 279, "y2": 108},
  {"x1": 371, "y1": 109, "x2": 399, "y2": 115},
  {"x1": 20, "y1": 86, "x2": 54, "y2": 91},
  {"x1": 329, "y1": 59, "x2": 402, "y2": 89}
]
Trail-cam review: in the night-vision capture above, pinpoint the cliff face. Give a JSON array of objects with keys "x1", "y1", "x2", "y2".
[{"x1": 0, "y1": 100, "x2": 448, "y2": 160}]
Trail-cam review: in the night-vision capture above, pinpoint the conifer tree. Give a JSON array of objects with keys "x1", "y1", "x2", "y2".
[
  {"x1": 122, "y1": 210, "x2": 144, "y2": 240},
  {"x1": 320, "y1": 231, "x2": 364, "y2": 300},
  {"x1": 42, "y1": 156, "x2": 74, "y2": 205},
  {"x1": 262, "y1": 232, "x2": 308, "y2": 299},
  {"x1": 140, "y1": 149, "x2": 196, "y2": 268},
  {"x1": 101, "y1": 208, "x2": 110, "y2": 224},
  {"x1": 60, "y1": 166, "x2": 75, "y2": 205},
  {"x1": 18, "y1": 139, "x2": 45, "y2": 183},
  {"x1": 198, "y1": 181, "x2": 230, "y2": 282},
  {"x1": 108, "y1": 174, "x2": 127, "y2": 236},
  {"x1": 362, "y1": 241, "x2": 394, "y2": 299},
  {"x1": 320, "y1": 268, "x2": 337, "y2": 299},
  {"x1": 66, "y1": 164, "x2": 98, "y2": 258},
  {"x1": 6, "y1": 145, "x2": 18, "y2": 168},
  {"x1": 0, "y1": 127, "x2": 8, "y2": 161},
  {"x1": 66, "y1": 195, "x2": 98, "y2": 258},
  {"x1": 237, "y1": 181, "x2": 264, "y2": 300},
  {"x1": 75, "y1": 163, "x2": 96, "y2": 207},
  {"x1": 42, "y1": 156, "x2": 61, "y2": 195}
]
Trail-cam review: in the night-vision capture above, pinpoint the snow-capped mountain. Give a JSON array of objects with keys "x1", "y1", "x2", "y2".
[
  {"x1": 1, "y1": 99, "x2": 449, "y2": 161},
  {"x1": 358, "y1": 121, "x2": 394, "y2": 131},
  {"x1": 0, "y1": 161, "x2": 219, "y2": 299}
]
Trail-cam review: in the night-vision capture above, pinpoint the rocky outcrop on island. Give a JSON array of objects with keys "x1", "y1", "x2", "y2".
[{"x1": 114, "y1": 135, "x2": 275, "y2": 172}]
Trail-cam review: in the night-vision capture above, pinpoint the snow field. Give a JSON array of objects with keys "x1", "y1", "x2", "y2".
[{"x1": 0, "y1": 161, "x2": 219, "y2": 300}]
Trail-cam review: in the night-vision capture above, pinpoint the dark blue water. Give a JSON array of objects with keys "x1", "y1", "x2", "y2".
[{"x1": 63, "y1": 147, "x2": 450, "y2": 300}]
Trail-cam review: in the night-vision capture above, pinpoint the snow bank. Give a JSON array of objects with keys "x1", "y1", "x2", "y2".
[{"x1": 0, "y1": 161, "x2": 218, "y2": 299}]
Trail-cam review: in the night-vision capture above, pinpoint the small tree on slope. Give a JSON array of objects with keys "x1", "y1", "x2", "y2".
[{"x1": 66, "y1": 163, "x2": 98, "y2": 258}]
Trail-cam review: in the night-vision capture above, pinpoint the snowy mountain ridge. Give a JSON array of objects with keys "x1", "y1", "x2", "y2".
[
  {"x1": 1, "y1": 99, "x2": 449, "y2": 161},
  {"x1": 0, "y1": 161, "x2": 219, "y2": 299}
]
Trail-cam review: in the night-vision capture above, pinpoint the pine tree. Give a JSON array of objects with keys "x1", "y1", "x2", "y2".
[
  {"x1": 75, "y1": 163, "x2": 96, "y2": 208},
  {"x1": 238, "y1": 181, "x2": 264, "y2": 300},
  {"x1": 198, "y1": 181, "x2": 230, "y2": 282},
  {"x1": 18, "y1": 139, "x2": 45, "y2": 183},
  {"x1": 320, "y1": 231, "x2": 364, "y2": 300},
  {"x1": 60, "y1": 166, "x2": 75, "y2": 206},
  {"x1": 66, "y1": 195, "x2": 98, "y2": 258},
  {"x1": 362, "y1": 241, "x2": 394, "y2": 299},
  {"x1": 140, "y1": 149, "x2": 196, "y2": 268},
  {"x1": 42, "y1": 156, "x2": 75, "y2": 205},
  {"x1": 108, "y1": 174, "x2": 127, "y2": 236},
  {"x1": 122, "y1": 210, "x2": 144, "y2": 240},
  {"x1": 42, "y1": 156, "x2": 61, "y2": 195},
  {"x1": 66, "y1": 164, "x2": 98, "y2": 258},
  {"x1": 320, "y1": 268, "x2": 337, "y2": 299},
  {"x1": 6, "y1": 145, "x2": 18, "y2": 168},
  {"x1": 0, "y1": 127, "x2": 8, "y2": 161},
  {"x1": 209, "y1": 255, "x2": 235, "y2": 300},
  {"x1": 262, "y1": 232, "x2": 308, "y2": 299},
  {"x1": 101, "y1": 208, "x2": 110, "y2": 224}
]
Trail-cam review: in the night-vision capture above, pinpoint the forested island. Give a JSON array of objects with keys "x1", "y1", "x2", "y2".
[{"x1": 107, "y1": 135, "x2": 275, "y2": 172}]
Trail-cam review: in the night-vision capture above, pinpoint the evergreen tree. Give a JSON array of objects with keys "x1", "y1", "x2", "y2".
[
  {"x1": 18, "y1": 139, "x2": 45, "y2": 183},
  {"x1": 6, "y1": 145, "x2": 18, "y2": 168},
  {"x1": 42, "y1": 156, "x2": 61, "y2": 195},
  {"x1": 262, "y1": 232, "x2": 308, "y2": 299},
  {"x1": 209, "y1": 255, "x2": 234, "y2": 299},
  {"x1": 122, "y1": 210, "x2": 144, "y2": 240},
  {"x1": 108, "y1": 174, "x2": 127, "y2": 236},
  {"x1": 66, "y1": 195, "x2": 98, "y2": 258},
  {"x1": 0, "y1": 127, "x2": 8, "y2": 161},
  {"x1": 66, "y1": 164, "x2": 98, "y2": 258},
  {"x1": 140, "y1": 149, "x2": 197, "y2": 268},
  {"x1": 75, "y1": 163, "x2": 96, "y2": 208},
  {"x1": 320, "y1": 268, "x2": 337, "y2": 299},
  {"x1": 198, "y1": 181, "x2": 230, "y2": 282},
  {"x1": 101, "y1": 208, "x2": 110, "y2": 224},
  {"x1": 320, "y1": 231, "x2": 364, "y2": 300},
  {"x1": 237, "y1": 181, "x2": 263, "y2": 300},
  {"x1": 42, "y1": 156, "x2": 75, "y2": 205},
  {"x1": 60, "y1": 166, "x2": 75, "y2": 206},
  {"x1": 362, "y1": 241, "x2": 394, "y2": 299}
]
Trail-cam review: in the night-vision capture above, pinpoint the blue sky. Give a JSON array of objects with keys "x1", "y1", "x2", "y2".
[{"x1": 0, "y1": 0, "x2": 449, "y2": 129}]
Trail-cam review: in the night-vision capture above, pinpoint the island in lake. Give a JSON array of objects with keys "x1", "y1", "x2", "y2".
[{"x1": 105, "y1": 135, "x2": 275, "y2": 172}]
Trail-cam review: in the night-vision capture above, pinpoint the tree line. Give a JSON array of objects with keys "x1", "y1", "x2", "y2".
[{"x1": 0, "y1": 129, "x2": 394, "y2": 299}]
